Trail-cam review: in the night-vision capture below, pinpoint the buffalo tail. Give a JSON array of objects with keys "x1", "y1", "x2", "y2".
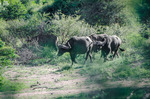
[{"x1": 119, "y1": 48, "x2": 125, "y2": 51}]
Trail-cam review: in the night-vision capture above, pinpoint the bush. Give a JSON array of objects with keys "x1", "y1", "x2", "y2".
[
  {"x1": 20, "y1": 0, "x2": 30, "y2": 5},
  {"x1": 80, "y1": 0, "x2": 126, "y2": 25},
  {"x1": 51, "y1": 13, "x2": 96, "y2": 43},
  {"x1": 135, "y1": 0, "x2": 150, "y2": 23},
  {"x1": 0, "y1": 13, "x2": 51, "y2": 47},
  {"x1": 0, "y1": 76, "x2": 25, "y2": 92},
  {"x1": 39, "y1": 0, "x2": 81, "y2": 16},
  {"x1": 0, "y1": 1, "x2": 27, "y2": 20},
  {"x1": 0, "y1": 40, "x2": 17, "y2": 68},
  {"x1": 0, "y1": 39, "x2": 17, "y2": 89}
]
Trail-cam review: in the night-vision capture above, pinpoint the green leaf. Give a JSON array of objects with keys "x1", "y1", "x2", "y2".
[{"x1": 1, "y1": 0, "x2": 4, "y2": 5}]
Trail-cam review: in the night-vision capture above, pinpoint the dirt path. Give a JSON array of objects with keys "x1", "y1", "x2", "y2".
[
  {"x1": 0, "y1": 65, "x2": 100, "y2": 99},
  {"x1": 1, "y1": 65, "x2": 150, "y2": 99}
]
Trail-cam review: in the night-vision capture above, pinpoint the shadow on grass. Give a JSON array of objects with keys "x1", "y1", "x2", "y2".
[
  {"x1": 56, "y1": 87, "x2": 150, "y2": 99},
  {"x1": 56, "y1": 65, "x2": 72, "y2": 72}
]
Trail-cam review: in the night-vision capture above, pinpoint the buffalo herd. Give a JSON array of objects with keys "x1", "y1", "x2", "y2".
[
  {"x1": 27, "y1": 33, "x2": 125, "y2": 65},
  {"x1": 57, "y1": 34, "x2": 125, "y2": 65}
]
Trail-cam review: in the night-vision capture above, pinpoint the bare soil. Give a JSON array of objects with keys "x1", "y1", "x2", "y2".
[
  {"x1": 0, "y1": 65, "x2": 100, "y2": 99},
  {"x1": 0, "y1": 65, "x2": 150, "y2": 99}
]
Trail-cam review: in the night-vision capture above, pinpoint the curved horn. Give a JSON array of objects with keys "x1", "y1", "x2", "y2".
[
  {"x1": 67, "y1": 42, "x2": 71, "y2": 49},
  {"x1": 56, "y1": 41, "x2": 58, "y2": 46},
  {"x1": 101, "y1": 38, "x2": 106, "y2": 46}
]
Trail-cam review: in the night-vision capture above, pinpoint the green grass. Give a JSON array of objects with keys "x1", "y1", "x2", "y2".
[
  {"x1": 0, "y1": 77, "x2": 25, "y2": 92},
  {"x1": 79, "y1": 51, "x2": 150, "y2": 81}
]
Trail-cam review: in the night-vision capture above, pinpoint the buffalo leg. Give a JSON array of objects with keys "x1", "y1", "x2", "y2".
[
  {"x1": 116, "y1": 48, "x2": 120, "y2": 58},
  {"x1": 113, "y1": 51, "x2": 117, "y2": 59},
  {"x1": 70, "y1": 53, "x2": 77, "y2": 65},
  {"x1": 84, "y1": 51, "x2": 90, "y2": 64},
  {"x1": 101, "y1": 50, "x2": 105, "y2": 58},
  {"x1": 89, "y1": 53, "x2": 93, "y2": 63},
  {"x1": 116, "y1": 52, "x2": 120, "y2": 57},
  {"x1": 116, "y1": 46, "x2": 120, "y2": 58},
  {"x1": 104, "y1": 48, "x2": 111, "y2": 61},
  {"x1": 113, "y1": 46, "x2": 119, "y2": 59}
]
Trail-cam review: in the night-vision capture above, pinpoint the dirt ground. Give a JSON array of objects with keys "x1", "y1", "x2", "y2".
[
  {"x1": 0, "y1": 65, "x2": 150, "y2": 99},
  {"x1": 0, "y1": 65, "x2": 100, "y2": 99}
]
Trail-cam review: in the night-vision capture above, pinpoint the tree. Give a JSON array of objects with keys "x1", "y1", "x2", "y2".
[
  {"x1": 80, "y1": 0, "x2": 125, "y2": 25},
  {"x1": 0, "y1": 1, "x2": 27, "y2": 20},
  {"x1": 0, "y1": 0, "x2": 13, "y2": 5}
]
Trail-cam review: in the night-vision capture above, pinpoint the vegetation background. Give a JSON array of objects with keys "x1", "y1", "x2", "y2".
[{"x1": 0, "y1": 0, "x2": 150, "y2": 98}]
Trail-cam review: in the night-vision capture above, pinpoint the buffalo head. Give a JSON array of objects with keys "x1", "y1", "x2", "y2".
[
  {"x1": 93, "y1": 38, "x2": 106, "y2": 52},
  {"x1": 57, "y1": 42, "x2": 71, "y2": 56}
]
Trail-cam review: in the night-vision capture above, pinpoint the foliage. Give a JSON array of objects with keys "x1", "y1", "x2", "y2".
[
  {"x1": 0, "y1": 39, "x2": 17, "y2": 90},
  {"x1": 135, "y1": 0, "x2": 150, "y2": 23},
  {"x1": 80, "y1": 0, "x2": 126, "y2": 25},
  {"x1": 0, "y1": 1, "x2": 27, "y2": 20},
  {"x1": 0, "y1": 76, "x2": 25, "y2": 92},
  {"x1": 0, "y1": 13, "x2": 51, "y2": 47},
  {"x1": 142, "y1": 39, "x2": 150, "y2": 69},
  {"x1": 0, "y1": 39, "x2": 16, "y2": 68},
  {"x1": 20, "y1": 0, "x2": 30, "y2": 5},
  {"x1": 39, "y1": 0, "x2": 81, "y2": 16},
  {"x1": 51, "y1": 13, "x2": 96, "y2": 43}
]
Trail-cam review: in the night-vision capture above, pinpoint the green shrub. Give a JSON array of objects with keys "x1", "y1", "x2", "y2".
[
  {"x1": 0, "y1": 76, "x2": 25, "y2": 92},
  {"x1": 0, "y1": 40, "x2": 17, "y2": 67},
  {"x1": 39, "y1": 0, "x2": 81, "y2": 15},
  {"x1": 0, "y1": 19, "x2": 9, "y2": 43},
  {"x1": 51, "y1": 13, "x2": 96, "y2": 43},
  {"x1": 20, "y1": 0, "x2": 30, "y2": 5},
  {"x1": 0, "y1": 1, "x2": 27, "y2": 20},
  {"x1": 134, "y1": 0, "x2": 150, "y2": 23},
  {"x1": 1, "y1": 13, "x2": 50, "y2": 47},
  {"x1": 0, "y1": 39, "x2": 17, "y2": 90},
  {"x1": 80, "y1": 0, "x2": 126, "y2": 25}
]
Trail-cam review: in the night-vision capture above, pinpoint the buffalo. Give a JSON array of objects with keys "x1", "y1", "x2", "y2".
[
  {"x1": 27, "y1": 34, "x2": 58, "y2": 51},
  {"x1": 89, "y1": 34, "x2": 125, "y2": 61},
  {"x1": 109, "y1": 35, "x2": 125, "y2": 58},
  {"x1": 57, "y1": 36, "x2": 94, "y2": 65}
]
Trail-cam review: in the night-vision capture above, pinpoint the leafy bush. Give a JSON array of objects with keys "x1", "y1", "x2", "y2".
[
  {"x1": 20, "y1": 0, "x2": 30, "y2": 5},
  {"x1": 39, "y1": 0, "x2": 81, "y2": 16},
  {"x1": 0, "y1": 76, "x2": 25, "y2": 92},
  {"x1": 0, "y1": 40, "x2": 17, "y2": 68},
  {"x1": 134, "y1": 0, "x2": 150, "y2": 23},
  {"x1": 0, "y1": 1, "x2": 27, "y2": 20},
  {"x1": 1, "y1": 13, "x2": 50, "y2": 47},
  {"x1": 80, "y1": 0, "x2": 126, "y2": 25},
  {"x1": 0, "y1": 39, "x2": 17, "y2": 89},
  {"x1": 51, "y1": 13, "x2": 96, "y2": 43}
]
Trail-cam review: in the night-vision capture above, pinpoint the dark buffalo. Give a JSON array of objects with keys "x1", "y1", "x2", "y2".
[
  {"x1": 27, "y1": 34, "x2": 58, "y2": 51},
  {"x1": 89, "y1": 34, "x2": 125, "y2": 61},
  {"x1": 109, "y1": 35, "x2": 125, "y2": 58},
  {"x1": 57, "y1": 36, "x2": 93, "y2": 65},
  {"x1": 92, "y1": 38, "x2": 107, "y2": 53}
]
